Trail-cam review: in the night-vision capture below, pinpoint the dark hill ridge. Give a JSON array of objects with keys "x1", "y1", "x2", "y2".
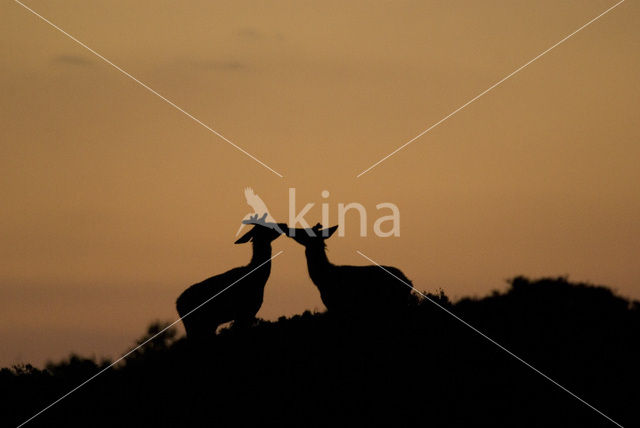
[{"x1": 2, "y1": 277, "x2": 639, "y2": 427}]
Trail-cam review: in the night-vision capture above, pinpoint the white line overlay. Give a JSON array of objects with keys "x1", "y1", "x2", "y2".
[
  {"x1": 356, "y1": 250, "x2": 624, "y2": 427},
  {"x1": 16, "y1": 251, "x2": 284, "y2": 428},
  {"x1": 356, "y1": 0, "x2": 625, "y2": 178},
  {"x1": 14, "y1": 0, "x2": 284, "y2": 178}
]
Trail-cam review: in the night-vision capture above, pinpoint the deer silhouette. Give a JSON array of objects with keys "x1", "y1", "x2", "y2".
[
  {"x1": 176, "y1": 216, "x2": 286, "y2": 339},
  {"x1": 286, "y1": 223, "x2": 413, "y2": 315}
]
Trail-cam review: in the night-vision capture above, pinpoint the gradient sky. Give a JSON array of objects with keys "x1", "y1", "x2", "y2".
[{"x1": 2, "y1": 0, "x2": 639, "y2": 367}]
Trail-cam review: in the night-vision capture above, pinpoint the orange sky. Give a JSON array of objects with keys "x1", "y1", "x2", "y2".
[{"x1": 1, "y1": 0, "x2": 639, "y2": 367}]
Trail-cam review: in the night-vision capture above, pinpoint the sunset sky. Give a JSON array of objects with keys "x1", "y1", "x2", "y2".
[{"x1": 2, "y1": 0, "x2": 639, "y2": 367}]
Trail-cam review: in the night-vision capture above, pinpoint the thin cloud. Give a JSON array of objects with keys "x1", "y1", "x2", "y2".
[
  {"x1": 193, "y1": 59, "x2": 248, "y2": 71},
  {"x1": 51, "y1": 54, "x2": 93, "y2": 66},
  {"x1": 237, "y1": 28, "x2": 262, "y2": 40},
  {"x1": 236, "y1": 27, "x2": 284, "y2": 42}
]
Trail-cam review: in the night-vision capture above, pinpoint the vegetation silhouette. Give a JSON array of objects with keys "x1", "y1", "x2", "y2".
[
  {"x1": 176, "y1": 217, "x2": 287, "y2": 338},
  {"x1": 3, "y1": 277, "x2": 638, "y2": 427},
  {"x1": 287, "y1": 223, "x2": 414, "y2": 316}
]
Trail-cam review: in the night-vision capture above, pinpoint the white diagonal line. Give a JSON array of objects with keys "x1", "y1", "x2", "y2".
[
  {"x1": 356, "y1": 250, "x2": 624, "y2": 428},
  {"x1": 356, "y1": 0, "x2": 625, "y2": 178},
  {"x1": 16, "y1": 251, "x2": 284, "y2": 428},
  {"x1": 14, "y1": 0, "x2": 284, "y2": 178}
]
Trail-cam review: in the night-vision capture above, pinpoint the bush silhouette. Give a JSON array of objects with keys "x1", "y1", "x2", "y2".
[{"x1": 2, "y1": 277, "x2": 638, "y2": 427}]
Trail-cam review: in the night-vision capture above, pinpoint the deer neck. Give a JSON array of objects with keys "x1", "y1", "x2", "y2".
[
  {"x1": 305, "y1": 245, "x2": 333, "y2": 283},
  {"x1": 249, "y1": 241, "x2": 273, "y2": 268}
]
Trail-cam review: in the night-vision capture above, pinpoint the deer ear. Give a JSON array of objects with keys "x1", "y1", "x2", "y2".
[
  {"x1": 234, "y1": 228, "x2": 253, "y2": 244},
  {"x1": 275, "y1": 223, "x2": 289, "y2": 235},
  {"x1": 322, "y1": 225, "x2": 339, "y2": 239}
]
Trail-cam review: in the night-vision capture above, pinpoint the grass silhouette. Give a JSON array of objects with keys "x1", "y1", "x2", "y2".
[{"x1": 2, "y1": 277, "x2": 638, "y2": 427}]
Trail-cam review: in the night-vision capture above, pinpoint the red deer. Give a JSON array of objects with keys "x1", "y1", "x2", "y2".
[
  {"x1": 286, "y1": 223, "x2": 413, "y2": 316},
  {"x1": 176, "y1": 218, "x2": 286, "y2": 338}
]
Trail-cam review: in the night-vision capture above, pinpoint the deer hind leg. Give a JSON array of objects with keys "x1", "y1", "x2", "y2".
[{"x1": 182, "y1": 315, "x2": 213, "y2": 341}]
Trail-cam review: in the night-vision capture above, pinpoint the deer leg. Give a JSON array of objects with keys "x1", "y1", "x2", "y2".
[{"x1": 182, "y1": 316, "x2": 212, "y2": 341}]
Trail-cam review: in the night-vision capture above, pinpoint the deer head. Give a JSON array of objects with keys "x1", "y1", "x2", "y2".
[
  {"x1": 287, "y1": 223, "x2": 338, "y2": 247},
  {"x1": 235, "y1": 213, "x2": 288, "y2": 244}
]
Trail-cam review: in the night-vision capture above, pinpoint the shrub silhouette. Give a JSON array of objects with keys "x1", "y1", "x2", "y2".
[{"x1": 2, "y1": 277, "x2": 639, "y2": 427}]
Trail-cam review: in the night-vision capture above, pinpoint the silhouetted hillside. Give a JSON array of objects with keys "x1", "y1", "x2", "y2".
[{"x1": 2, "y1": 277, "x2": 638, "y2": 427}]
